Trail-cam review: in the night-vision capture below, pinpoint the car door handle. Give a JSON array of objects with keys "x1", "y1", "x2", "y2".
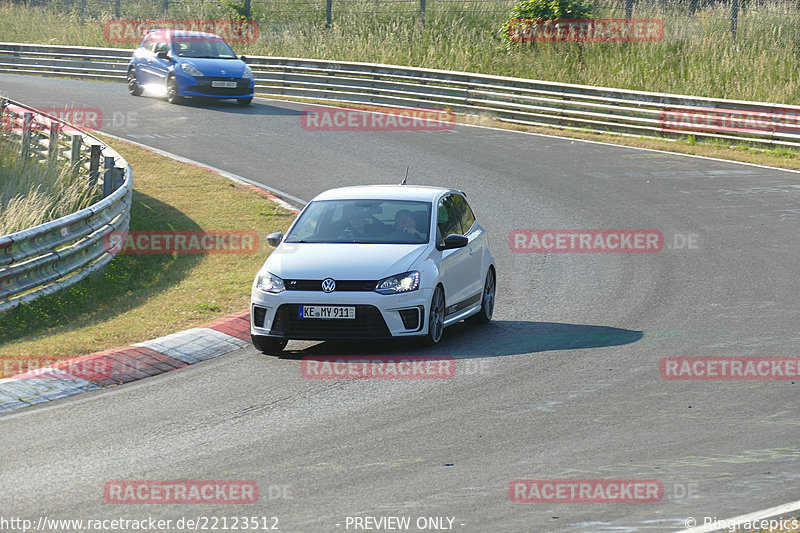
[{"x1": 469, "y1": 247, "x2": 474, "y2": 255}]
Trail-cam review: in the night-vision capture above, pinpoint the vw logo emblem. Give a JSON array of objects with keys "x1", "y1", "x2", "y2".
[
  {"x1": 321, "y1": 278, "x2": 336, "y2": 292},
  {"x1": 221, "y1": 70, "x2": 226, "y2": 75}
]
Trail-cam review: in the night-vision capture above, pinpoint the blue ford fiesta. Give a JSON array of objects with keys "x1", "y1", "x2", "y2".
[{"x1": 127, "y1": 29, "x2": 255, "y2": 106}]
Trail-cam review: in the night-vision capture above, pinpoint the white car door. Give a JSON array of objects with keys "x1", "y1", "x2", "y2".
[
  {"x1": 435, "y1": 194, "x2": 473, "y2": 317},
  {"x1": 453, "y1": 194, "x2": 486, "y2": 300}
]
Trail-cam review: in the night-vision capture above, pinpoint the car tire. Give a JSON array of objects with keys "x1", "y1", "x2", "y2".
[
  {"x1": 468, "y1": 267, "x2": 495, "y2": 324},
  {"x1": 166, "y1": 76, "x2": 184, "y2": 104},
  {"x1": 237, "y1": 97, "x2": 252, "y2": 106},
  {"x1": 252, "y1": 335, "x2": 288, "y2": 355},
  {"x1": 127, "y1": 69, "x2": 142, "y2": 96},
  {"x1": 424, "y1": 285, "x2": 446, "y2": 345}
]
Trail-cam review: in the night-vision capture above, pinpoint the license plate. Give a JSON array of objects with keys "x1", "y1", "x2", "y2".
[
  {"x1": 211, "y1": 80, "x2": 237, "y2": 88},
  {"x1": 299, "y1": 305, "x2": 356, "y2": 319}
]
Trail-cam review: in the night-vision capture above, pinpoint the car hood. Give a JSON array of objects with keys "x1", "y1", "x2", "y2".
[
  {"x1": 179, "y1": 57, "x2": 246, "y2": 77},
  {"x1": 264, "y1": 243, "x2": 428, "y2": 280}
]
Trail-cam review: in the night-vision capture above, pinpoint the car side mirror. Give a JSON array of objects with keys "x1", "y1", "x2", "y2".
[
  {"x1": 156, "y1": 51, "x2": 170, "y2": 60},
  {"x1": 441, "y1": 234, "x2": 468, "y2": 250},
  {"x1": 267, "y1": 232, "x2": 283, "y2": 247},
  {"x1": 240, "y1": 55, "x2": 247, "y2": 62}
]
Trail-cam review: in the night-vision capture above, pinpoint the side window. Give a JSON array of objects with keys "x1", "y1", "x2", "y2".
[
  {"x1": 141, "y1": 34, "x2": 154, "y2": 53},
  {"x1": 152, "y1": 32, "x2": 169, "y2": 55},
  {"x1": 452, "y1": 194, "x2": 475, "y2": 233},
  {"x1": 154, "y1": 41, "x2": 169, "y2": 54},
  {"x1": 436, "y1": 195, "x2": 464, "y2": 245}
]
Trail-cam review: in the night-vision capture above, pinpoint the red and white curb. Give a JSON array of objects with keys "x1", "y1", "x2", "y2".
[
  {"x1": 0, "y1": 310, "x2": 254, "y2": 413},
  {"x1": 0, "y1": 137, "x2": 303, "y2": 415}
]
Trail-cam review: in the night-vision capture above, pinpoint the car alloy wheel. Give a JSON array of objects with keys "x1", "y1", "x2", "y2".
[
  {"x1": 127, "y1": 69, "x2": 142, "y2": 96},
  {"x1": 167, "y1": 76, "x2": 184, "y2": 104},
  {"x1": 426, "y1": 286, "x2": 445, "y2": 345},
  {"x1": 469, "y1": 268, "x2": 495, "y2": 324}
]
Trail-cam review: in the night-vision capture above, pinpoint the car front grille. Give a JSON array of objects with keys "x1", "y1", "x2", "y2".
[
  {"x1": 188, "y1": 77, "x2": 251, "y2": 96},
  {"x1": 270, "y1": 304, "x2": 391, "y2": 340},
  {"x1": 285, "y1": 279, "x2": 377, "y2": 292}
]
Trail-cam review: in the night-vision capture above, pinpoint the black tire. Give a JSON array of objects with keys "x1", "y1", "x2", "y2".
[
  {"x1": 252, "y1": 335, "x2": 287, "y2": 355},
  {"x1": 424, "y1": 285, "x2": 446, "y2": 345},
  {"x1": 468, "y1": 267, "x2": 495, "y2": 324},
  {"x1": 127, "y1": 69, "x2": 142, "y2": 96},
  {"x1": 237, "y1": 97, "x2": 252, "y2": 106},
  {"x1": 166, "y1": 76, "x2": 184, "y2": 104}
]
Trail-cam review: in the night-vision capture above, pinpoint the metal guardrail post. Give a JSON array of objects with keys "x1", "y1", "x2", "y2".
[
  {"x1": 70, "y1": 134, "x2": 82, "y2": 170},
  {"x1": 48, "y1": 121, "x2": 60, "y2": 161},
  {"x1": 103, "y1": 155, "x2": 115, "y2": 197},
  {"x1": 89, "y1": 143, "x2": 101, "y2": 187},
  {"x1": 113, "y1": 167, "x2": 125, "y2": 191},
  {"x1": 326, "y1": 0, "x2": 333, "y2": 27},
  {"x1": 21, "y1": 112, "x2": 32, "y2": 159}
]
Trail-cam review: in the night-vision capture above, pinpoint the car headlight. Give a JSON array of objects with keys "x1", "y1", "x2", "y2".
[
  {"x1": 375, "y1": 271, "x2": 420, "y2": 295},
  {"x1": 256, "y1": 272, "x2": 285, "y2": 293},
  {"x1": 242, "y1": 65, "x2": 253, "y2": 79},
  {"x1": 180, "y1": 62, "x2": 203, "y2": 77}
]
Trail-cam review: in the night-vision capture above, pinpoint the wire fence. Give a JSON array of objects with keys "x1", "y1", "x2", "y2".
[
  {"x1": 10, "y1": 0, "x2": 514, "y2": 24},
  {"x1": 6, "y1": 0, "x2": 800, "y2": 41}
]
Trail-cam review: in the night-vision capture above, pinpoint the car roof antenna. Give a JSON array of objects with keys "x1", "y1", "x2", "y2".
[{"x1": 400, "y1": 165, "x2": 409, "y2": 185}]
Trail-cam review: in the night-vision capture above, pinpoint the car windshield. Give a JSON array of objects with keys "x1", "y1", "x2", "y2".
[
  {"x1": 285, "y1": 199, "x2": 432, "y2": 244},
  {"x1": 173, "y1": 37, "x2": 237, "y2": 59}
]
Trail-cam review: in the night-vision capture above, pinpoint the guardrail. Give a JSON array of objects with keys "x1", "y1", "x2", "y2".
[
  {"x1": 0, "y1": 98, "x2": 132, "y2": 312},
  {"x1": 2, "y1": 41, "x2": 800, "y2": 148}
]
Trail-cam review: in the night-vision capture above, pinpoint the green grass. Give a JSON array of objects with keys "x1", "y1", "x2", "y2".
[
  {"x1": 2, "y1": 1, "x2": 800, "y2": 103},
  {"x1": 0, "y1": 138, "x2": 100, "y2": 235},
  {"x1": 0, "y1": 136, "x2": 294, "y2": 358}
]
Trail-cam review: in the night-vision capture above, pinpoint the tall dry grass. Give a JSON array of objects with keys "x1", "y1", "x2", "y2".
[{"x1": 0, "y1": 140, "x2": 101, "y2": 236}]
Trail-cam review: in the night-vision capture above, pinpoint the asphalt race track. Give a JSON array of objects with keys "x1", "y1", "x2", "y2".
[{"x1": 1, "y1": 73, "x2": 799, "y2": 532}]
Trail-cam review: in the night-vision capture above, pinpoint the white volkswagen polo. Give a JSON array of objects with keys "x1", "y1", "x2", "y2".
[{"x1": 250, "y1": 185, "x2": 496, "y2": 354}]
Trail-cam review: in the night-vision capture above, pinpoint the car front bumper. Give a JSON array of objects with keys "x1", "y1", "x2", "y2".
[
  {"x1": 175, "y1": 72, "x2": 254, "y2": 99},
  {"x1": 250, "y1": 288, "x2": 432, "y2": 340}
]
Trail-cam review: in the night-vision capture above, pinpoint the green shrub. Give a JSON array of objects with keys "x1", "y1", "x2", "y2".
[
  {"x1": 509, "y1": 0, "x2": 594, "y2": 20},
  {"x1": 500, "y1": 0, "x2": 596, "y2": 45}
]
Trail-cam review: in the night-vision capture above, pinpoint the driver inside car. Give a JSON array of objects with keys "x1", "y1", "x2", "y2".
[
  {"x1": 338, "y1": 206, "x2": 373, "y2": 239},
  {"x1": 393, "y1": 209, "x2": 426, "y2": 240}
]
